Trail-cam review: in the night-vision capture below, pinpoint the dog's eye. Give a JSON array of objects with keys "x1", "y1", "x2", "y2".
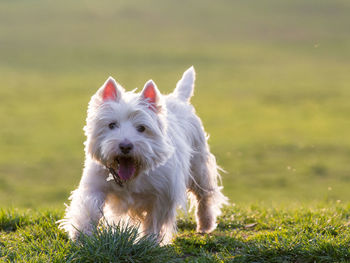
[
  {"x1": 137, "y1": 125, "x2": 146, "y2": 133},
  {"x1": 109, "y1": 122, "x2": 118, "y2": 130}
]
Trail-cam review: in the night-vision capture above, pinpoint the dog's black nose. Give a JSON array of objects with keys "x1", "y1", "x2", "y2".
[{"x1": 119, "y1": 142, "x2": 133, "y2": 154}]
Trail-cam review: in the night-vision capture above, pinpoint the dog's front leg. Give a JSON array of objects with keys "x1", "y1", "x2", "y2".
[
  {"x1": 61, "y1": 188, "x2": 106, "y2": 240},
  {"x1": 58, "y1": 163, "x2": 108, "y2": 240}
]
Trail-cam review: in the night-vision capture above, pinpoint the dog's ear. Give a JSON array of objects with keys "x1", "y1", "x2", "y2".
[
  {"x1": 141, "y1": 80, "x2": 162, "y2": 113},
  {"x1": 174, "y1": 66, "x2": 195, "y2": 102},
  {"x1": 101, "y1": 77, "x2": 123, "y2": 102}
]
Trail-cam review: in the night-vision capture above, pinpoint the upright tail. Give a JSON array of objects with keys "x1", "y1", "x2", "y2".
[{"x1": 173, "y1": 66, "x2": 196, "y2": 102}]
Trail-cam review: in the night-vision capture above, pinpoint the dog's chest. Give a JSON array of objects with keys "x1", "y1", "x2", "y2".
[{"x1": 108, "y1": 182, "x2": 156, "y2": 212}]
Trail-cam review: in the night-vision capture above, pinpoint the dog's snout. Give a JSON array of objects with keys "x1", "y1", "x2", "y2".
[{"x1": 119, "y1": 142, "x2": 133, "y2": 154}]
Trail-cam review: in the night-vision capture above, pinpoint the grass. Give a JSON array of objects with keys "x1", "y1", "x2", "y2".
[
  {"x1": 0, "y1": 209, "x2": 172, "y2": 263},
  {"x1": 69, "y1": 223, "x2": 173, "y2": 263},
  {"x1": 1, "y1": 0, "x2": 350, "y2": 261},
  {"x1": 1, "y1": 203, "x2": 350, "y2": 262}
]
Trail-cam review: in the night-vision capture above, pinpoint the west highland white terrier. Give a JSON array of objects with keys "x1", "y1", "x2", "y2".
[{"x1": 58, "y1": 67, "x2": 228, "y2": 243}]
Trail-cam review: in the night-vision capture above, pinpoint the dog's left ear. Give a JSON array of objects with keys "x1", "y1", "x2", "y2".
[{"x1": 141, "y1": 80, "x2": 162, "y2": 113}]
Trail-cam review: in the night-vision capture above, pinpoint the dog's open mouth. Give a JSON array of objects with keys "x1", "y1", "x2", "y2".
[
  {"x1": 116, "y1": 157, "x2": 136, "y2": 181},
  {"x1": 108, "y1": 157, "x2": 136, "y2": 186}
]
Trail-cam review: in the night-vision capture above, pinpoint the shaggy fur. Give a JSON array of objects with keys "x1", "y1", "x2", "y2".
[{"x1": 58, "y1": 67, "x2": 228, "y2": 243}]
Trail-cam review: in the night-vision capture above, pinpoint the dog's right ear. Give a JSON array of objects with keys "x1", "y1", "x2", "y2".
[{"x1": 100, "y1": 77, "x2": 123, "y2": 102}]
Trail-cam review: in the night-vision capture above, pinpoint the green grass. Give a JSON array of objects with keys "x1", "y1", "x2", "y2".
[
  {"x1": 0, "y1": 209, "x2": 172, "y2": 263},
  {"x1": 1, "y1": 203, "x2": 350, "y2": 262},
  {"x1": 1, "y1": 0, "x2": 350, "y2": 260}
]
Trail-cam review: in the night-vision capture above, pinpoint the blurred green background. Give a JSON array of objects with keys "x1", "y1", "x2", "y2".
[{"x1": 0, "y1": 0, "x2": 349, "y2": 208}]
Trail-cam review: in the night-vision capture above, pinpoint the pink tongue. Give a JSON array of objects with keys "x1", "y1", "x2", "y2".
[{"x1": 118, "y1": 158, "x2": 135, "y2": 180}]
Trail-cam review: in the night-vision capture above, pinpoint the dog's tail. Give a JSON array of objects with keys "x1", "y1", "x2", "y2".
[{"x1": 173, "y1": 66, "x2": 195, "y2": 102}]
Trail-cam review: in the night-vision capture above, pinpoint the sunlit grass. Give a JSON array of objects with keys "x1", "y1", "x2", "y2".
[{"x1": 1, "y1": 204, "x2": 349, "y2": 262}]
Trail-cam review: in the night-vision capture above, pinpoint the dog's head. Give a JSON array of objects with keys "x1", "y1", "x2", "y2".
[{"x1": 84, "y1": 77, "x2": 173, "y2": 182}]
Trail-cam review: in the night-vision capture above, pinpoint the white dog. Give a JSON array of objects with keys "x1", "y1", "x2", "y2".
[{"x1": 58, "y1": 67, "x2": 228, "y2": 243}]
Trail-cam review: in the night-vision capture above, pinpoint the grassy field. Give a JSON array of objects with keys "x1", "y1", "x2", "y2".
[
  {"x1": 1, "y1": 203, "x2": 350, "y2": 262},
  {"x1": 1, "y1": 0, "x2": 350, "y2": 208},
  {"x1": 1, "y1": 1, "x2": 350, "y2": 261}
]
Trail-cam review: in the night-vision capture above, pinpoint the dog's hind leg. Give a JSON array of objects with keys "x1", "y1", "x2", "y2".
[{"x1": 189, "y1": 149, "x2": 228, "y2": 233}]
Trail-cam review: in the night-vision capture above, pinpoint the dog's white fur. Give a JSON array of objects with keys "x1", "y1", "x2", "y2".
[{"x1": 58, "y1": 67, "x2": 228, "y2": 243}]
